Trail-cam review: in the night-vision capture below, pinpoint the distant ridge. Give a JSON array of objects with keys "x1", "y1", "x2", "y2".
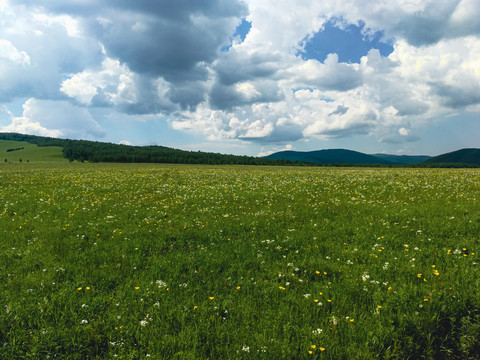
[
  {"x1": 372, "y1": 154, "x2": 432, "y2": 164},
  {"x1": 425, "y1": 148, "x2": 480, "y2": 165},
  {"x1": 263, "y1": 149, "x2": 433, "y2": 165}
]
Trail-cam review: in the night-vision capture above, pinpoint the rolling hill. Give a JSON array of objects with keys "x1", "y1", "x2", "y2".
[
  {"x1": 425, "y1": 148, "x2": 480, "y2": 166},
  {"x1": 264, "y1": 149, "x2": 391, "y2": 164},
  {"x1": 0, "y1": 139, "x2": 67, "y2": 163}
]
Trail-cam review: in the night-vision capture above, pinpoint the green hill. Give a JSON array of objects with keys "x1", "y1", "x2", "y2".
[
  {"x1": 0, "y1": 140, "x2": 67, "y2": 163},
  {"x1": 425, "y1": 148, "x2": 480, "y2": 166},
  {"x1": 372, "y1": 154, "x2": 432, "y2": 164},
  {"x1": 0, "y1": 133, "x2": 297, "y2": 166},
  {"x1": 264, "y1": 149, "x2": 392, "y2": 165}
]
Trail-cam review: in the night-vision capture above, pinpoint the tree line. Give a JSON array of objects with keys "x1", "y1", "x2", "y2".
[{"x1": 0, "y1": 133, "x2": 304, "y2": 166}]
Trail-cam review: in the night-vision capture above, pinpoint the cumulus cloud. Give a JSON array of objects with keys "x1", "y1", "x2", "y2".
[
  {"x1": 1, "y1": 0, "x2": 480, "y2": 151},
  {"x1": 1, "y1": 98, "x2": 106, "y2": 139}
]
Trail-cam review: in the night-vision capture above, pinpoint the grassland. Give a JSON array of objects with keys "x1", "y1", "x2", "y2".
[
  {"x1": 1, "y1": 164, "x2": 480, "y2": 359},
  {"x1": 0, "y1": 140, "x2": 67, "y2": 163}
]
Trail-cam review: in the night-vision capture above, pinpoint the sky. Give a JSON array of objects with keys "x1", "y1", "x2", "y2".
[{"x1": 1, "y1": 0, "x2": 479, "y2": 157}]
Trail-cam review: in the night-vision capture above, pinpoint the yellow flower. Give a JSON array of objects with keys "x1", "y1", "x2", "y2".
[
  {"x1": 320, "y1": 347, "x2": 325, "y2": 351},
  {"x1": 388, "y1": 287, "x2": 392, "y2": 291},
  {"x1": 311, "y1": 345, "x2": 316, "y2": 349},
  {"x1": 349, "y1": 318, "x2": 355, "y2": 322},
  {"x1": 193, "y1": 306, "x2": 198, "y2": 310},
  {"x1": 315, "y1": 271, "x2": 320, "y2": 274},
  {"x1": 308, "y1": 351, "x2": 313, "y2": 355},
  {"x1": 314, "y1": 299, "x2": 319, "y2": 303},
  {"x1": 77, "y1": 287, "x2": 82, "y2": 291},
  {"x1": 209, "y1": 296, "x2": 214, "y2": 300},
  {"x1": 86, "y1": 287, "x2": 91, "y2": 290},
  {"x1": 323, "y1": 272, "x2": 327, "y2": 275},
  {"x1": 236, "y1": 286, "x2": 241, "y2": 290},
  {"x1": 134, "y1": 287, "x2": 140, "y2": 290},
  {"x1": 279, "y1": 286, "x2": 286, "y2": 291},
  {"x1": 327, "y1": 299, "x2": 332, "y2": 303},
  {"x1": 424, "y1": 298, "x2": 429, "y2": 302},
  {"x1": 417, "y1": 274, "x2": 422, "y2": 278},
  {"x1": 377, "y1": 305, "x2": 382, "y2": 309}
]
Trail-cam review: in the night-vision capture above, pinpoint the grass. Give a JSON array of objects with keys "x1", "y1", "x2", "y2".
[
  {"x1": 1, "y1": 163, "x2": 480, "y2": 359},
  {"x1": 0, "y1": 140, "x2": 67, "y2": 163}
]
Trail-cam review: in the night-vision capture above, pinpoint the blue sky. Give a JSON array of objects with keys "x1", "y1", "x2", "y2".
[{"x1": 1, "y1": 0, "x2": 479, "y2": 156}]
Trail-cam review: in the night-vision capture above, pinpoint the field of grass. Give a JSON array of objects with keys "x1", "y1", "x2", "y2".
[
  {"x1": 1, "y1": 164, "x2": 480, "y2": 359},
  {"x1": 0, "y1": 140, "x2": 67, "y2": 163}
]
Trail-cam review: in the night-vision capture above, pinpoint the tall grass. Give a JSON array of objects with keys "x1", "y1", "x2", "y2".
[{"x1": 1, "y1": 164, "x2": 479, "y2": 359}]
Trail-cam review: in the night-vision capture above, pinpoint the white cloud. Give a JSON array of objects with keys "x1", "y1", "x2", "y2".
[
  {"x1": 1, "y1": 0, "x2": 479, "y2": 150},
  {"x1": 0, "y1": 39, "x2": 30, "y2": 65},
  {"x1": 1, "y1": 98, "x2": 106, "y2": 139}
]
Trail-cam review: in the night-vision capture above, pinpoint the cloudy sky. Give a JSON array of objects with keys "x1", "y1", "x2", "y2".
[{"x1": 1, "y1": 0, "x2": 479, "y2": 156}]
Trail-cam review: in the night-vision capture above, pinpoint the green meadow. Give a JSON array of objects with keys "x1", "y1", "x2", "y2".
[
  {"x1": 1, "y1": 163, "x2": 480, "y2": 359},
  {"x1": 0, "y1": 140, "x2": 67, "y2": 163}
]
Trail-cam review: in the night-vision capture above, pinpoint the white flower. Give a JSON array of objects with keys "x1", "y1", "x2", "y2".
[
  {"x1": 140, "y1": 320, "x2": 148, "y2": 327},
  {"x1": 362, "y1": 273, "x2": 370, "y2": 282},
  {"x1": 156, "y1": 280, "x2": 167, "y2": 288},
  {"x1": 242, "y1": 346, "x2": 250, "y2": 352},
  {"x1": 312, "y1": 328, "x2": 323, "y2": 335},
  {"x1": 81, "y1": 320, "x2": 88, "y2": 324}
]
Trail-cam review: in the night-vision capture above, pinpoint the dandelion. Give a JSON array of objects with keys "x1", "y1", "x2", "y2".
[
  {"x1": 424, "y1": 298, "x2": 429, "y2": 302},
  {"x1": 417, "y1": 274, "x2": 422, "y2": 278},
  {"x1": 314, "y1": 299, "x2": 319, "y2": 303},
  {"x1": 236, "y1": 286, "x2": 241, "y2": 290},
  {"x1": 311, "y1": 345, "x2": 316, "y2": 349},
  {"x1": 134, "y1": 287, "x2": 140, "y2": 290},
  {"x1": 320, "y1": 347, "x2": 325, "y2": 351},
  {"x1": 308, "y1": 351, "x2": 313, "y2": 355},
  {"x1": 86, "y1": 287, "x2": 90, "y2": 290},
  {"x1": 279, "y1": 286, "x2": 286, "y2": 291},
  {"x1": 209, "y1": 296, "x2": 215, "y2": 300},
  {"x1": 77, "y1": 287, "x2": 82, "y2": 291}
]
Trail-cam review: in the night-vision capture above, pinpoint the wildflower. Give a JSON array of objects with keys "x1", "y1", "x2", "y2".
[
  {"x1": 314, "y1": 299, "x2": 319, "y2": 303},
  {"x1": 315, "y1": 271, "x2": 320, "y2": 274},
  {"x1": 424, "y1": 298, "x2": 429, "y2": 302},
  {"x1": 311, "y1": 345, "x2": 316, "y2": 349},
  {"x1": 320, "y1": 347, "x2": 325, "y2": 351},
  {"x1": 86, "y1": 287, "x2": 90, "y2": 290},
  {"x1": 209, "y1": 297, "x2": 214, "y2": 300},
  {"x1": 350, "y1": 318, "x2": 355, "y2": 322},
  {"x1": 308, "y1": 351, "x2": 313, "y2": 355},
  {"x1": 388, "y1": 287, "x2": 393, "y2": 291},
  {"x1": 134, "y1": 287, "x2": 140, "y2": 290},
  {"x1": 279, "y1": 286, "x2": 286, "y2": 291},
  {"x1": 236, "y1": 286, "x2": 241, "y2": 290},
  {"x1": 77, "y1": 287, "x2": 82, "y2": 291},
  {"x1": 140, "y1": 320, "x2": 148, "y2": 327},
  {"x1": 312, "y1": 328, "x2": 323, "y2": 335},
  {"x1": 81, "y1": 319, "x2": 88, "y2": 324},
  {"x1": 242, "y1": 346, "x2": 250, "y2": 353},
  {"x1": 417, "y1": 274, "x2": 422, "y2": 278},
  {"x1": 193, "y1": 306, "x2": 198, "y2": 310}
]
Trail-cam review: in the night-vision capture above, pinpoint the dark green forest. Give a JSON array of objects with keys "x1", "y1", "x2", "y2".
[{"x1": 0, "y1": 133, "x2": 301, "y2": 166}]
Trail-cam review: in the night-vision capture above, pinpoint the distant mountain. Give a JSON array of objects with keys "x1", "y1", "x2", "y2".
[
  {"x1": 425, "y1": 148, "x2": 480, "y2": 165},
  {"x1": 264, "y1": 149, "x2": 393, "y2": 165},
  {"x1": 372, "y1": 154, "x2": 432, "y2": 164}
]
